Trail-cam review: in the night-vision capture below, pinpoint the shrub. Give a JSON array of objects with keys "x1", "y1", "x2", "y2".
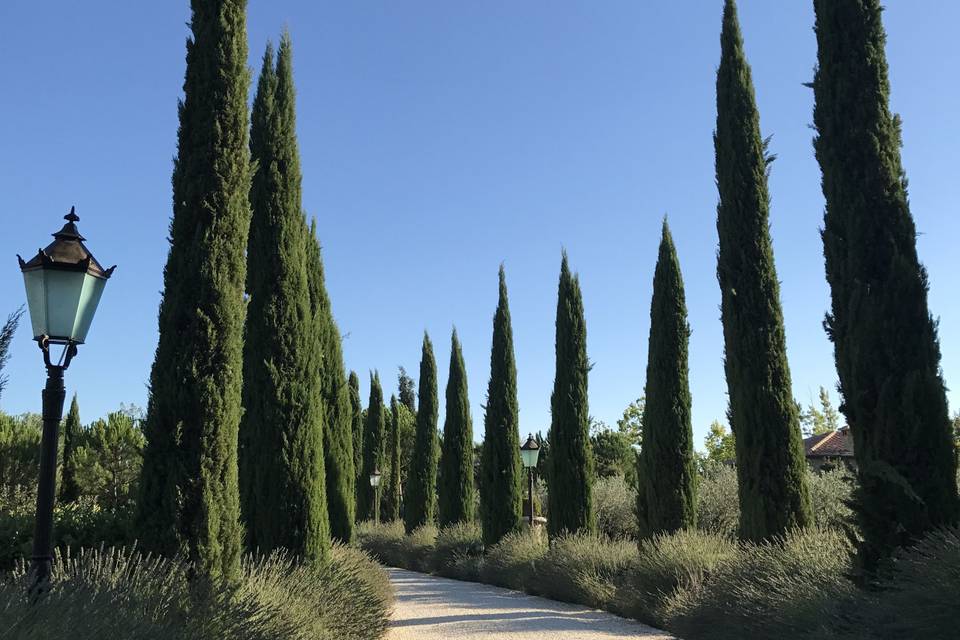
[
  {"x1": 695, "y1": 462, "x2": 739, "y2": 537},
  {"x1": 401, "y1": 524, "x2": 438, "y2": 573},
  {"x1": 356, "y1": 520, "x2": 407, "y2": 568},
  {"x1": 593, "y1": 475, "x2": 638, "y2": 540},
  {"x1": 534, "y1": 533, "x2": 635, "y2": 608},
  {"x1": 479, "y1": 529, "x2": 546, "y2": 591},
  {"x1": 0, "y1": 546, "x2": 391, "y2": 640},
  {"x1": 808, "y1": 467, "x2": 855, "y2": 532},
  {"x1": 0, "y1": 500, "x2": 134, "y2": 572},
  {"x1": 665, "y1": 527, "x2": 857, "y2": 640},
  {"x1": 433, "y1": 522, "x2": 483, "y2": 580},
  {"x1": 612, "y1": 528, "x2": 738, "y2": 627}
]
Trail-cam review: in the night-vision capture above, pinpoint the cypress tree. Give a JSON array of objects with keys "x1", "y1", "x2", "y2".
[
  {"x1": 305, "y1": 216, "x2": 355, "y2": 542},
  {"x1": 438, "y1": 329, "x2": 475, "y2": 527},
  {"x1": 348, "y1": 370, "x2": 364, "y2": 514},
  {"x1": 547, "y1": 252, "x2": 594, "y2": 538},
  {"x1": 385, "y1": 395, "x2": 402, "y2": 521},
  {"x1": 238, "y1": 37, "x2": 329, "y2": 561},
  {"x1": 398, "y1": 367, "x2": 416, "y2": 414},
  {"x1": 358, "y1": 373, "x2": 385, "y2": 521},
  {"x1": 812, "y1": 0, "x2": 959, "y2": 569},
  {"x1": 480, "y1": 266, "x2": 523, "y2": 546},
  {"x1": 404, "y1": 333, "x2": 439, "y2": 533},
  {"x1": 136, "y1": 0, "x2": 250, "y2": 581},
  {"x1": 636, "y1": 221, "x2": 697, "y2": 538},
  {"x1": 60, "y1": 394, "x2": 82, "y2": 503},
  {"x1": 715, "y1": 0, "x2": 812, "y2": 542}
]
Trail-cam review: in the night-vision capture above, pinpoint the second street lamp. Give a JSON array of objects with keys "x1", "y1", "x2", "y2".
[
  {"x1": 520, "y1": 434, "x2": 541, "y2": 527},
  {"x1": 17, "y1": 207, "x2": 114, "y2": 594},
  {"x1": 369, "y1": 468, "x2": 382, "y2": 525}
]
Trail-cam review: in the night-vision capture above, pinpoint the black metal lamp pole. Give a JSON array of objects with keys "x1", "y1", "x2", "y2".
[{"x1": 29, "y1": 338, "x2": 77, "y2": 594}]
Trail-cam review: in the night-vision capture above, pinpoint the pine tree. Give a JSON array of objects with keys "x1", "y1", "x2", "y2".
[
  {"x1": 438, "y1": 329, "x2": 475, "y2": 527},
  {"x1": 714, "y1": 0, "x2": 812, "y2": 542},
  {"x1": 348, "y1": 370, "x2": 364, "y2": 514},
  {"x1": 404, "y1": 334, "x2": 439, "y2": 533},
  {"x1": 398, "y1": 367, "x2": 417, "y2": 415},
  {"x1": 358, "y1": 373, "x2": 385, "y2": 521},
  {"x1": 812, "y1": 0, "x2": 959, "y2": 569},
  {"x1": 305, "y1": 217, "x2": 355, "y2": 542},
  {"x1": 385, "y1": 395, "x2": 402, "y2": 521},
  {"x1": 136, "y1": 0, "x2": 251, "y2": 581},
  {"x1": 237, "y1": 37, "x2": 329, "y2": 561},
  {"x1": 60, "y1": 394, "x2": 82, "y2": 504},
  {"x1": 636, "y1": 221, "x2": 697, "y2": 537},
  {"x1": 480, "y1": 266, "x2": 523, "y2": 546},
  {"x1": 547, "y1": 253, "x2": 594, "y2": 538}
]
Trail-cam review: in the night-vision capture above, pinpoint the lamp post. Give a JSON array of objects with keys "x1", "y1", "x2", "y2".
[
  {"x1": 369, "y1": 468, "x2": 382, "y2": 525},
  {"x1": 519, "y1": 434, "x2": 541, "y2": 527},
  {"x1": 17, "y1": 207, "x2": 114, "y2": 594}
]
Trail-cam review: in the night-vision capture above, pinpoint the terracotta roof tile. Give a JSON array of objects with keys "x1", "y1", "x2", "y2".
[{"x1": 803, "y1": 428, "x2": 854, "y2": 458}]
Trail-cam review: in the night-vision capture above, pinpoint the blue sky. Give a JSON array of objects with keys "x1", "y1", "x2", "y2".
[{"x1": 2, "y1": 2, "x2": 958, "y2": 449}]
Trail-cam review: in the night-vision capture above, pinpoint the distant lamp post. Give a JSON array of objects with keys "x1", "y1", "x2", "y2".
[
  {"x1": 520, "y1": 434, "x2": 541, "y2": 526},
  {"x1": 369, "y1": 468, "x2": 382, "y2": 525},
  {"x1": 18, "y1": 207, "x2": 114, "y2": 593}
]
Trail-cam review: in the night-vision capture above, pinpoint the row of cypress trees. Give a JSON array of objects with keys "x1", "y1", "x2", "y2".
[{"x1": 136, "y1": 0, "x2": 357, "y2": 580}]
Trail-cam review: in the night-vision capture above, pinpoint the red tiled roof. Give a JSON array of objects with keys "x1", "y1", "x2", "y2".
[{"x1": 803, "y1": 428, "x2": 854, "y2": 458}]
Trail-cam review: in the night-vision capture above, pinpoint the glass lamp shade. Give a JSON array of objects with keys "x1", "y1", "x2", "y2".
[
  {"x1": 520, "y1": 434, "x2": 540, "y2": 469},
  {"x1": 369, "y1": 470, "x2": 382, "y2": 488},
  {"x1": 18, "y1": 208, "x2": 114, "y2": 344}
]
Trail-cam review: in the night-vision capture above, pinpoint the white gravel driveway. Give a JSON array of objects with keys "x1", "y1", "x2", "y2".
[{"x1": 386, "y1": 567, "x2": 675, "y2": 639}]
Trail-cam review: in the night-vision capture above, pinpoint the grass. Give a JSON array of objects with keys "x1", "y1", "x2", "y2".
[{"x1": 0, "y1": 545, "x2": 392, "y2": 640}]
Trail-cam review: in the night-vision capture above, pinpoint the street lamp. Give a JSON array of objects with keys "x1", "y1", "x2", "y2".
[
  {"x1": 369, "y1": 468, "x2": 382, "y2": 525},
  {"x1": 17, "y1": 207, "x2": 114, "y2": 593},
  {"x1": 520, "y1": 434, "x2": 541, "y2": 527}
]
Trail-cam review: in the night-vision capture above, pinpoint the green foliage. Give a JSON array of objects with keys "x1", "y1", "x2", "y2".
[
  {"x1": 480, "y1": 266, "x2": 523, "y2": 546},
  {"x1": 384, "y1": 395, "x2": 401, "y2": 522},
  {"x1": 695, "y1": 462, "x2": 740, "y2": 537},
  {"x1": 590, "y1": 427, "x2": 634, "y2": 482},
  {"x1": 238, "y1": 38, "x2": 329, "y2": 561},
  {"x1": 715, "y1": 0, "x2": 812, "y2": 541},
  {"x1": 536, "y1": 534, "x2": 635, "y2": 608},
  {"x1": 547, "y1": 253, "x2": 594, "y2": 538},
  {"x1": 478, "y1": 530, "x2": 546, "y2": 591},
  {"x1": 665, "y1": 528, "x2": 856, "y2": 640},
  {"x1": 616, "y1": 397, "x2": 644, "y2": 447},
  {"x1": 813, "y1": 0, "x2": 959, "y2": 572},
  {"x1": 59, "y1": 395, "x2": 82, "y2": 504},
  {"x1": 136, "y1": 0, "x2": 251, "y2": 582},
  {"x1": 0, "y1": 545, "x2": 391, "y2": 640},
  {"x1": 613, "y1": 529, "x2": 738, "y2": 627},
  {"x1": 637, "y1": 222, "x2": 697, "y2": 538},
  {"x1": 0, "y1": 413, "x2": 40, "y2": 512},
  {"x1": 0, "y1": 306, "x2": 23, "y2": 402},
  {"x1": 593, "y1": 475, "x2": 638, "y2": 540},
  {"x1": 358, "y1": 373, "x2": 385, "y2": 522},
  {"x1": 397, "y1": 367, "x2": 416, "y2": 415},
  {"x1": 348, "y1": 371, "x2": 364, "y2": 512},
  {"x1": 73, "y1": 411, "x2": 145, "y2": 510},
  {"x1": 800, "y1": 387, "x2": 843, "y2": 437},
  {"x1": 305, "y1": 221, "x2": 355, "y2": 543},
  {"x1": 438, "y1": 330, "x2": 475, "y2": 527},
  {"x1": 702, "y1": 420, "x2": 735, "y2": 464},
  {"x1": 404, "y1": 334, "x2": 439, "y2": 533},
  {"x1": 433, "y1": 522, "x2": 484, "y2": 580}
]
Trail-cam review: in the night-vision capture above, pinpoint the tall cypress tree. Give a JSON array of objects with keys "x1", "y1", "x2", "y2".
[
  {"x1": 812, "y1": 0, "x2": 959, "y2": 569},
  {"x1": 385, "y1": 395, "x2": 402, "y2": 521},
  {"x1": 715, "y1": 0, "x2": 812, "y2": 542},
  {"x1": 238, "y1": 37, "x2": 329, "y2": 561},
  {"x1": 358, "y1": 373, "x2": 385, "y2": 522},
  {"x1": 305, "y1": 216, "x2": 355, "y2": 542},
  {"x1": 547, "y1": 253, "x2": 594, "y2": 538},
  {"x1": 60, "y1": 394, "x2": 82, "y2": 504},
  {"x1": 404, "y1": 334, "x2": 439, "y2": 533},
  {"x1": 348, "y1": 370, "x2": 364, "y2": 515},
  {"x1": 636, "y1": 222, "x2": 697, "y2": 538},
  {"x1": 480, "y1": 266, "x2": 523, "y2": 546},
  {"x1": 398, "y1": 367, "x2": 416, "y2": 415},
  {"x1": 438, "y1": 329, "x2": 475, "y2": 527},
  {"x1": 136, "y1": 0, "x2": 250, "y2": 581}
]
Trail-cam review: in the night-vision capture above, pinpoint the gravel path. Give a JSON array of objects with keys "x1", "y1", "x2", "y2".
[{"x1": 386, "y1": 567, "x2": 675, "y2": 639}]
